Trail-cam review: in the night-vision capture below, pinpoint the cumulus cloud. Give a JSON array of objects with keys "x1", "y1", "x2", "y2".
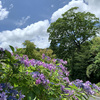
[
  {"x1": 15, "y1": 16, "x2": 30, "y2": 26},
  {"x1": 51, "y1": 0, "x2": 100, "y2": 22},
  {"x1": 84, "y1": 0, "x2": 100, "y2": 18},
  {"x1": 0, "y1": 1, "x2": 9, "y2": 20},
  {"x1": 1, "y1": 0, "x2": 100, "y2": 50},
  {"x1": 0, "y1": 20, "x2": 50, "y2": 50}
]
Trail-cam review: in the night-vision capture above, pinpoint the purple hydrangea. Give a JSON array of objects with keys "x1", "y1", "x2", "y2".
[
  {"x1": 35, "y1": 79, "x2": 41, "y2": 85},
  {"x1": 42, "y1": 54, "x2": 45, "y2": 59},
  {"x1": 14, "y1": 54, "x2": 100, "y2": 99},
  {"x1": 0, "y1": 83, "x2": 25, "y2": 100},
  {"x1": 0, "y1": 48, "x2": 3, "y2": 51},
  {"x1": 18, "y1": 91, "x2": 25, "y2": 100},
  {"x1": 0, "y1": 92, "x2": 7, "y2": 100}
]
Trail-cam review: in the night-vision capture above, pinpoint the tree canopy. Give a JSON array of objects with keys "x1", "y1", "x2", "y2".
[
  {"x1": 14, "y1": 40, "x2": 56, "y2": 60},
  {"x1": 86, "y1": 37, "x2": 100, "y2": 83},
  {"x1": 47, "y1": 7, "x2": 100, "y2": 82},
  {"x1": 16, "y1": 40, "x2": 41, "y2": 60},
  {"x1": 47, "y1": 7, "x2": 99, "y2": 59}
]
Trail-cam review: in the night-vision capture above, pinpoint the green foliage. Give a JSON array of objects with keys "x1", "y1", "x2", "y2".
[
  {"x1": 14, "y1": 48, "x2": 26, "y2": 56},
  {"x1": 97, "y1": 82, "x2": 100, "y2": 87},
  {"x1": 39, "y1": 48, "x2": 56, "y2": 59},
  {"x1": 0, "y1": 46, "x2": 62, "y2": 99},
  {"x1": 9, "y1": 45, "x2": 15, "y2": 53},
  {"x1": 86, "y1": 37, "x2": 100, "y2": 83},
  {"x1": 47, "y1": 7, "x2": 99, "y2": 59},
  {"x1": 67, "y1": 41, "x2": 91, "y2": 81},
  {"x1": 1, "y1": 46, "x2": 99, "y2": 100},
  {"x1": 47, "y1": 7, "x2": 100, "y2": 83},
  {"x1": 14, "y1": 40, "x2": 56, "y2": 61},
  {"x1": 23, "y1": 40, "x2": 40, "y2": 59}
]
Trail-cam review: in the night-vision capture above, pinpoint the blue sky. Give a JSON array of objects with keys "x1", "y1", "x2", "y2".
[
  {"x1": 0, "y1": 0, "x2": 100, "y2": 50},
  {"x1": 0, "y1": 0, "x2": 70, "y2": 31}
]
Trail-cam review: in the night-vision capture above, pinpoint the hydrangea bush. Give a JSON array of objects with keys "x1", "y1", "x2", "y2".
[
  {"x1": 0, "y1": 46, "x2": 100, "y2": 100},
  {"x1": 0, "y1": 83, "x2": 25, "y2": 100}
]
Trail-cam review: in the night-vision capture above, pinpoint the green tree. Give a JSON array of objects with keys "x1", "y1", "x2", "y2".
[
  {"x1": 23, "y1": 40, "x2": 41, "y2": 60},
  {"x1": 47, "y1": 7, "x2": 99, "y2": 59},
  {"x1": 14, "y1": 40, "x2": 57, "y2": 61},
  {"x1": 14, "y1": 48, "x2": 25, "y2": 56},
  {"x1": 68, "y1": 41, "x2": 91, "y2": 81},
  {"x1": 39, "y1": 48, "x2": 56, "y2": 59},
  {"x1": 47, "y1": 7, "x2": 99, "y2": 81},
  {"x1": 86, "y1": 37, "x2": 100, "y2": 83}
]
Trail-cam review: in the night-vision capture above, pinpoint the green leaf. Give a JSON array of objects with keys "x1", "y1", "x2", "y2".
[
  {"x1": 5, "y1": 50, "x2": 11, "y2": 58},
  {"x1": 33, "y1": 86, "x2": 40, "y2": 95},
  {"x1": 64, "y1": 88, "x2": 72, "y2": 90},
  {"x1": 0, "y1": 63, "x2": 2, "y2": 67},
  {"x1": 9, "y1": 45, "x2": 14, "y2": 53},
  {"x1": 69, "y1": 84, "x2": 78, "y2": 90},
  {"x1": 27, "y1": 91, "x2": 35, "y2": 100},
  {"x1": 56, "y1": 63, "x2": 61, "y2": 66}
]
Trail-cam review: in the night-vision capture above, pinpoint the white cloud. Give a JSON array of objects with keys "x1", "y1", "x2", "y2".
[
  {"x1": 0, "y1": 1, "x2": 9, "y2": 20},
  {"x1": 0, "y1": 20, "x2": 50, "y2": 50},
  {"x1": 84, "y1": 0, "x2": 100, "y2": 18},
  {"x1": 9, "y1": 4, "x2": 13, "y2": 10},
  {"x1": 15, "y1": 16, "x2": 30, "y2": 26},
  {"x1": 51, "y1": 0, "x2": 100, "y2": 22},
  {"x1": 1, "y1": 0, "x2": 100, "y2": 50}
]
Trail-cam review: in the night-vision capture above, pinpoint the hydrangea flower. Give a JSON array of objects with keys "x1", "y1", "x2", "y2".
[
  {"x1": 15, "y1": 54, "x2": 100, "y2": 99},
  {"x1": 0, "y1": 83, "x2": 25, "y2": 100}
]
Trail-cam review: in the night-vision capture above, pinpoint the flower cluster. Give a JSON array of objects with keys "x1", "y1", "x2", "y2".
[
  {"x1": 42, "y1": 54, "x2": 67, "y2": 65},
  {"x1": 1, "y1": 46, "x2": 100, "y2": 100},
  {"x1": 0, "y1": 83, "x2": 25, "y2": 100},
  {"x1": 92, "y1": 83, "x2": 100, "y2": 91},
  {"x1": 61, "y1": 85, "x2": 73, "y2": 95},
  {"x1": 42, "y1": 53, "x2": 51, "y2": 61},
  {"x1": 31, "y1": 72, "x2": 49, "y2": 85},
  {"x1": 15, "y1": 54, "x2": 100, "y2": 99},
  {"x1": 0, "y1": 48, "x2": 3, "y2": 52},
  {"x1": 55, "y1": 58, "x2": 67, "y2": 65},
  {"x1": 71, "y1": 79, "x2": 100, "y2": 95},
  {"x1": 16, "y1": 54, "x2": 100, "y2": 100},
  {"x1": 15, "y1": 54, "x2": 70, "y2": 85}
]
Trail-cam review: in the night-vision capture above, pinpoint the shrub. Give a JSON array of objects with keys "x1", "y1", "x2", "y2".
[{"x1": 0, "y1": 46, "x2": 100, "y2": 100}]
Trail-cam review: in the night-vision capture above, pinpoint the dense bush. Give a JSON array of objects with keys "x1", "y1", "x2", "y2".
[{"x1": 0, "y1": 46, "x2": 100, "y2": 100}]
